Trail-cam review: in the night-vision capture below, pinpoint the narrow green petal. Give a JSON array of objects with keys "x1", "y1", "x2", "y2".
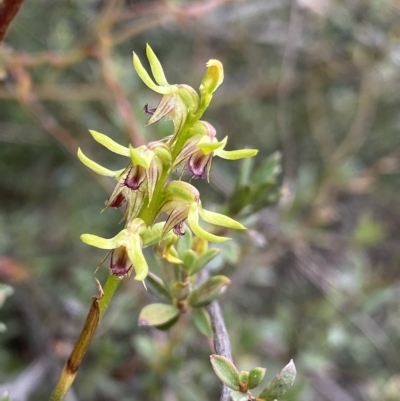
[
  {"x1": 133, "y1": 52, "x2": 170, "y2": 95},
  {"x1": 146, "y1": 44, "x2": 169, "y2": 86},
  {"x1": 199, "y1": 207, "x2": 245, "y2": 230},
  {"x1": 80, "y1": 229, "x2": 128, "y2": 249},
  {"x1": 215, "y1": 148, "x2": 258, "y2": 160},
  {"x1": 129, "y1": 145, "x2": 153, "y2": 169},
  {"x1": 197, "y1": 136, "x2": 227, "y2": 155},
  {"x1": 127, "y1": 234, "x2": 149, "y2": 281},
  {"x1": 188, "y1": 204, "x2": 230, "y2": 243},
  {"x1": 89, "y1": 130, "x2": 130, "y2": 156},
  {"x1": 77, "y1": 148, "x2": 124, "y2": 177}
]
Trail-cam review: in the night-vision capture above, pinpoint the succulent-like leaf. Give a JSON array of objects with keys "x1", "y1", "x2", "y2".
[
  {"x1": 257, "y1": 360, "x2": 296, "y2": 401},
  {"x1": 145, "y1": 273, "x2": 172, "y2": 302},
  {"x1": 189, "y1": 248, "x2": 220, "y2": 275},
  {"x1": 172, "y1": 282, "x2": 189, "y2": 301},
  {"x1": 187, "y1": 275, "x2": 230, "y2": 308},
  {"x1": 138, "y1": 303, "x2": 180, "y2": 327},
  {"x1": 192, "y1": 307, "x2": 212, "y2": 337},
  {"x1": 210, "y1": 355, "x2": 240, "y2": 391},
  {"x1": 181, "y1": 249, "x2": 197, "y2": 270},
  {"x1": 248, "y1": 367, "x2": 266, "y2": 390}
]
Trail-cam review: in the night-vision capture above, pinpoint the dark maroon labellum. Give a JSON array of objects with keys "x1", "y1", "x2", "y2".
[
  {"x1": 124, "y1": 165, "x2": 145, "y2": 190},
  {"x1": 143, "y1": 104, "x2": 156, "y2": 115},
  {"x1": 173, "y1": 222, "x2": 186, "y2": 236},
  {"x1": 110, "y1": 246, "x2": 132, "y2": 278},
  {"x1": 107, "y1": 192, "x2": 126, "y2": 208},
  {"x1": 188, "y1": 152, "x2": 212, "y2": 179}
]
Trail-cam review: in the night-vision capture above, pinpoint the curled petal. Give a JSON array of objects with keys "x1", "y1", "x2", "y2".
[
  {"x1": 127, "y1": 234, "x2": 148, "y2": 281},
  {"x1": 197, "y1": 136, "x2": 227, "y2": 155},
  {"x1": 133, "y1": 52, "x2": 171, "y2": 95},
  {"x1": 199, "y1": 206, "x2": 245, "y2": 230},
  {"x1": 110, "y1": 246, "x2": 132, "y2": 278},
  {"x1": 216, "y1": 148, "x2": 259, "y2": 160},
  {"x1": 124, "y1": 165, "x2": 146, "y2": 190},
  {"x1": 77, "y1": 148, "x2": 124, "y2": 177},
  {"x1": 189, "y1": 151, "x2": 212, "y2": 180},
  {"x1": 89, "y1": 130, "x2": 130, "y2": 156},
  {"x1": 146, "y1": 157, "x2": 162, "y2": 201},
  {"x1": 162, "y1": 206, "x2": 190, "y2": 240},
  {"x1": 146, "y1": 44, "x2": 169, "y2": 86},
  {"x1": 80, "y1": 229, "x2": 128, "y2": 249},
  {"x1": 129, "y1": 145, "x2": 154, "y2": 169},
  {"x1": 187, "y1": 204, "x2": 230, "y2": 243}
]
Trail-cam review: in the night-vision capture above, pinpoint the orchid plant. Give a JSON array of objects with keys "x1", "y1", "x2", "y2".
[{"x1": 49, "y1": 45, "x2": 295, "y2": 401}]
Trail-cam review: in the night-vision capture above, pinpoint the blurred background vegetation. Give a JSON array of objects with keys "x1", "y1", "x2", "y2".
[{"x1": 1, "y1": 0, "x2": 400, "y2": 400}]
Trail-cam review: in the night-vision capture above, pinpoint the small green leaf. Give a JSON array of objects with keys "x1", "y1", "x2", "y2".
[
  {"x1": 188, "y1": 275, "x2": 230, "y2": 308},
  {"x1": 145, "y1": 273, "x2": 172, "y2": 302},
  {"x1": 172, "y1": 282, "x2": 190, "y2": 301},
  {"x1": 210, "y1": 355, "x2": 240, "y2": 391},
  {"x1": 248, "y1": 367, "x2": 266, "y2": 389},
  {"x1": 189, "y1": 248, "x2": 220, "y2": 275},
  {"x1": 192, "y1": 307, "x2": 212, "y2": 337},
  {"x1": 182, "y1": 249, "x2": 197, "y2": 270},
  {"x1": 138, "y1": 303, "x2": 179, "y2": 327},
  {"x1": 238, "y1": 371, "x2": 249, "y2": 392},
  {"x1": 257, "y1": 360, "x2": 296, "y2": 401}
]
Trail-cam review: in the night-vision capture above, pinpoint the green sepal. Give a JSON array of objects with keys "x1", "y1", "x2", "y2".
[
  {"x1": 216, "y1": 148, "x2": 258, "y2": 160},
  {"x1": 238, "y1": 371, "x2": 249, "y2": 392},
  {"x1": 192, "y1": 307, "x2": 212, "y2": 337},
  {"x1": 80, "y1": 230, "x2": 128, "y2": 249},
  {"x1": 145, "y1": 272, "x2": 172, "y2": 302},
  {"x1": 146, "y1": 44, "x2": 169, "y2": 86},
  {"x1": 138, "y1": 303, "x2": 180, "y2": 327},
  {"x1": 189, "y1": 248, "x2": 220, "y2": 275},
  {"x1": 129, "y1": 145, "x2": 154, "y2": 169},
  {"x1": 133, "y1": 52, "x2": 171, "y2": 95},
  {"x1": 188, "y1": 204, "x2": 230, "y2": 243},
  {"x1": 199, "y1": 206, "x2": 245, "y2": 230},
  {"x1": 248, "y1": 367, "x2": 266, "y2": 389},
  {"x1": 77, "y1": 148, "x2": 124, "y2": 177},
  {"x1": 257, "y1": 360, "x2": 296, "y2": 401},
  {"x1": 187, "y1": 275, "x2": 230, "y2": 308},
  {"x1": 197, "y1": 136, "x2": 227, "y2": 155},
  {"x1": 210, "y1": 355, "x2": 240, "y2": 391},
  {"x1": 127, "y1": 234, "x2": 148, "y2": 281},
  {"x1": 89, "y1": 130, "x2": 130, "y2": 156}
]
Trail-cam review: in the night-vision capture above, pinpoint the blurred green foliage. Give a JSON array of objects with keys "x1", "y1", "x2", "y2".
[{"x1": 1, "y1": 0, "x2": 400, "y2": 400}]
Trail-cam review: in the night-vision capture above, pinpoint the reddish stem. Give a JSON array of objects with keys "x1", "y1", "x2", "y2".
[{"x1": 0, "y1": 0, "x2": 26, "y2": 42}]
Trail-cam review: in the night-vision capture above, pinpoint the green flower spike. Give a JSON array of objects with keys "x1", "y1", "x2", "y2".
[
  {"x1": 133, "y1": 44, "x2": 200, "y2": 139},
  {"x1": 158, "y1": 181, "x2": 246, "y2": 242}
]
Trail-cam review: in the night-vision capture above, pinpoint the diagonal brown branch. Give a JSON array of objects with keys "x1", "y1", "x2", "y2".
[{"x1": 0, "y1": 0, "x2": 25, "y2": 42}]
